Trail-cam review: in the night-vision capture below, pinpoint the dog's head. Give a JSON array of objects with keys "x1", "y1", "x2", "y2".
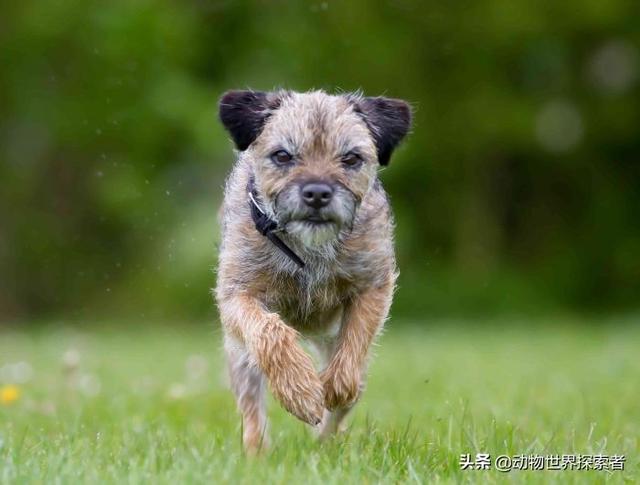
[{"x1": 219, "y1": 90, "x2": 411, "y2": 247}]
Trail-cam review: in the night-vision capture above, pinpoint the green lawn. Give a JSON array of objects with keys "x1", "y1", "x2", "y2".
[{"x1": 1, "y1": 318, "x2": 638, "y2": 483}]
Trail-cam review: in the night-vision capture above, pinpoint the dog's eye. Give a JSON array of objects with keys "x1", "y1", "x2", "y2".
[
  {"x1": 271, "y1": 150, "x2": 293, "y2": 166},
  {"x1": 341, "y1": 152, "x2": 362, "y2": 168}
]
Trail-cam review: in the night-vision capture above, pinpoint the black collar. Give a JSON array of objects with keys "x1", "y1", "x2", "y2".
[{"x1": 247, "y1": 177, "x2": 305, "y2": 269}]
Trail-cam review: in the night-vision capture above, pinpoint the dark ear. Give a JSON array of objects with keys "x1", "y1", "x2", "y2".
[
  {"x1": 219, "y1": 90, "x2": 275, "y2": 150},
  {"x1": 358, "y1": 97, "x2": 412, "y2": 165}
]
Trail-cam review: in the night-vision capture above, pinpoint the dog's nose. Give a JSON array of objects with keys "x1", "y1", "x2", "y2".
[{"x1": 301, "y1": 183, "x2": 333, "y2": 209}]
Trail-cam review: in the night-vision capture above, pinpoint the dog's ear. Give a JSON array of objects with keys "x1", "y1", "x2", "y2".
[
  {"x1": 357, "y1": 97, "x2": 412, "y2": 165},
  {"x1": 219, "y1": 90, "x2": 278, "y2": 150}
]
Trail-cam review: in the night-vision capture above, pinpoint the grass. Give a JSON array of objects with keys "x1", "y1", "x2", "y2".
[{"x1": 1, "y1": 317, "x2": 639, "y2": 483}]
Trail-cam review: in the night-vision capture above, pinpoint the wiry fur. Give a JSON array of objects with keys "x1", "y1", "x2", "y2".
[{"x1": 215, "y1": 89, "x2": 411, "y2": 453}]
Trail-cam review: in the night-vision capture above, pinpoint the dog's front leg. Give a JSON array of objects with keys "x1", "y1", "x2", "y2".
[
  {"x1": 320, "y1": 278, "x2": 394, "y2": 414},
  {"x1": 219, "y1": 295, "x2": 325, "y2": 428}
]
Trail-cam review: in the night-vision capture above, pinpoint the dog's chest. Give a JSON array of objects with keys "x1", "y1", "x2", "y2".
[{"x1": 262, "y1": 268, "x2": 353, "y2": 331}]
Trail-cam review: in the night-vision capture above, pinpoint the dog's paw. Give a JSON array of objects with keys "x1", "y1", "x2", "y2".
[
  {"x1": 320, "y1": 361, "x2": 361, "y2": 411},
  {"x1": 254, "y1": 321, "x2": 324, "y2": 425},
  {"x1": 268, "y1": 345, "x2": 325, "y2": 425}
]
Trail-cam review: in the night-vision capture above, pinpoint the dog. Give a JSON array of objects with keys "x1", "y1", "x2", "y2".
[{"x1": 215, "y1": 89, "x2": 411, "y2": 452}]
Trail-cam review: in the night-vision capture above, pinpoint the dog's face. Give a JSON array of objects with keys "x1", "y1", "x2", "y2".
[{"x1": 219, "y1": 90, "x2": 411, "y2": 247}]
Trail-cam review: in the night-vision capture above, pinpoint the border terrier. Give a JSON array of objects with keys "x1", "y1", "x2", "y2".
[{"x1": 216, "y1": 89, "x2": 411, "y2": 452}]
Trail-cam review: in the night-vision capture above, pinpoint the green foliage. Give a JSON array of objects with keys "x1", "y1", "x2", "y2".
[
  {"x1": 1, "y1": 0, "x2": 639, "y2": 319},
  {"x1": 0, "y1": 321, "x2": 638, "y2": 482}
]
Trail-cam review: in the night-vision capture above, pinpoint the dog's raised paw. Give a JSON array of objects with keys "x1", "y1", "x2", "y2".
[
  {"x1": 269, "y1": 358, "x2": 325, "y2": 425},
  {"x1": 255, "y1": 325, "x2": 325, "y2": 425}
]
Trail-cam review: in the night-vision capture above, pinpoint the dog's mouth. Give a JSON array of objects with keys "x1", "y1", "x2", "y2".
[
  {"x1": 279, "y1": 208, "x2": 339, "y2": 226},
  {"x1": 277, "y1": 205, "x2": 353, "y2": 246},
  {"x1": 301, "y1": 214, "x2": 335, "y2": 225}
]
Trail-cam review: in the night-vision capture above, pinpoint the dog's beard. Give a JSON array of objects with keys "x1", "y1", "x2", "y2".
[
  {"x1": 273, "y1": 185, "x2": 357, "y2": 248},
  {"x1": 286, "y1": 220, "x2": 339, "y2": 246}
]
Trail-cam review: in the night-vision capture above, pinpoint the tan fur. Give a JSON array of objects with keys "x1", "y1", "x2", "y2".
[{"x1": 215, "y1": 90, "x2": 408, "y2": 453}]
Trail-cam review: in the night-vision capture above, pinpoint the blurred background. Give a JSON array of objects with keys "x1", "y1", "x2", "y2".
[{"x1": 1, "y1": 0, "x2": 639, "y2": 324}]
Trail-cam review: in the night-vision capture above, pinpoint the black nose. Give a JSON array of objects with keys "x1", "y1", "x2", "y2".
[{"x1": 301, "y1": 183, "x2": 333, "y2": 209}]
